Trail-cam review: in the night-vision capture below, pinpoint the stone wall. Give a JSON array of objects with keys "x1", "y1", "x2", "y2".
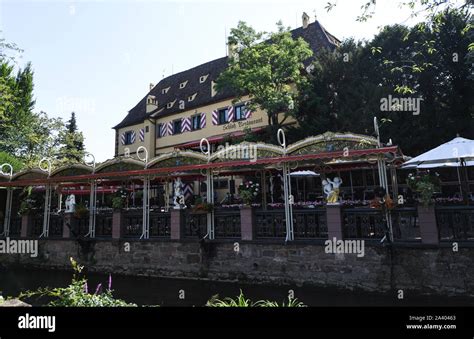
[{"x1": 1, "y1": 239, "x2": 473, "y2": 297}]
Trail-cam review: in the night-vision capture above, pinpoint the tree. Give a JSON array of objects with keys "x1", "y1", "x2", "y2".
[
  {"x1": 293, "y1": 9, "x2": 474, "y2": 155},
  {"x1": 215, "y1": 21, "x2": 313, "y2": 142},
  {"x1": 326, "y1": 0, "x2": 473, "y2": 92},
  {"x1": 58, "y1": 112, "x2": 85, "y2": 163}
]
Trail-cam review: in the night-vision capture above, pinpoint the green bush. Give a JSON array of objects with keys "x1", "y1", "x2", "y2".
[
  {"x1": 206, "y1": 290, "x2": 306, "y2": 307},
  {"x1": 18, "y1": 258, "x2": 136, "y2": 307}
]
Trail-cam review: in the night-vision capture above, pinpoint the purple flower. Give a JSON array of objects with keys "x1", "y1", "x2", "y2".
[
  {"x1": 108, "y1": 274, "x2": 112, "y2": 291},
  {"x1": 95, "y1": 283, "x2": 102, "y2": 295}
]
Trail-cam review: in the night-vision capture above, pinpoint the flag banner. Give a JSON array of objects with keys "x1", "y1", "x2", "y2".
[
  {"x1": 228, "y1": 106, "x2": 234, "y2": 122},
  {"x1": 212, "y1": 110, "x2": 219, "y2": 125}
]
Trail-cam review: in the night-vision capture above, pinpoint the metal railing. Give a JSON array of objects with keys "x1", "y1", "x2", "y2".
[
  {"x1": 391, "y1": 207, "x2": 419, "y2": 241},
  {"x1": 254, "y1": 209, "x2": 286, "y2": 238},
  {"x1": 8, "y1": 216, "x2": 22, "y2": 237},
  {"x1": 122, "y1": 210, "x2": 143, "y2": 238},
  {"x1": 214, "y1": 209, "x2": 241, "y2": 238},
  {"x1": 436, "y1": 205, "x2": 474, "y2": 241},
  {"x1": 342, "y1": 208, "x2": 385, "y2": 239},
  {"x1": 149, "y1": 211, "x2": 171, "y2": 237},
  {"x1": 293, "y1": 209, "x2": 327, "y2": 239},
  {"x1": 95, "y1": 212, "x2": 113, "y2": 238},
  {"x1": 183, "y1": 211, "x2": 207, "y2": 238}
]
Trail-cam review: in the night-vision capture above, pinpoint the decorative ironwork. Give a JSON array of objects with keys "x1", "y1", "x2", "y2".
[
  {"x1": 32, "y1": 215, "x2": 43, "y2": 237},
  {"x1": 293, "y1": 209, "x2": 327, "y2": 239},
  {"x1": 8, "y1": 217, "x2": 22, "y2": 237},
  {"x1": 150, "y1": 211, "x2": 171, "y2": 237},
  {"x1": 183, "y1": 212, "x2": 207, "y2": 238},
  {"x1": 214, "y1": 210, "x2": 241, "y2": 238},
  {"x1": 254, "y1": 210, "x2": 286, "y2": 238},
  {"x1": 96, "y1": 212, "x2": 113, "y2": 237},
  {"x1": 49, "y1": 214, "x2": 64, "y2": 238},
  {"x1": 343, "y1": 208, "x2": 385, "y2": 239},
  {"x1": 122, "y1": 211, "x2": 143, "y2": 238},
  {"x1": 391, "y1": 207, "x2": 419, "y2": 241},
  {"x1": 436, "y1": 206, "x2": 474, "y2": 241}
]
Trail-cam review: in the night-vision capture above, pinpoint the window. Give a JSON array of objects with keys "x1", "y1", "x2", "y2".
[
  {"x1": 234, "y1": 104, "x2": 248, "y2": 121},
  {"x1": 162, "y1": 87, "x2": 170, "y2": 94},
  {"x1": 188, "y1": 93, "x2": 197, "y2": 102},
  {"x1": 167, "y1": 100, "x2": 176, "y2": 109},
  {"x1": 179, "y1": 81, "x2": 188, "y2": 89},
  {"x1": 156, "y1": 124, "x2": 163, "y2": 138},
  {"x1": 145, "y1": 126, "x2": 149, "y2": 133},
  {"x1": 191, "y1": 115, "x2": 201, "y2": 131},
  {"x1": 124, "y1": 131, "x2": 134, "y2": 145},
  {"x1": 199, "y1": 74, "x2": 209, "y2": 83},
  {"x1": 218, "y1": 108, "x2": 228, "y2": 125},
  {"x1": 173, "y1": 119, "x2": 182, "y2": 135}
]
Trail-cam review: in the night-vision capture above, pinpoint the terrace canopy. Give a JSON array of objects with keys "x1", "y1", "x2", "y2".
[{"x1": 0, "y1": 131, "x2": 404, "y2": 241}]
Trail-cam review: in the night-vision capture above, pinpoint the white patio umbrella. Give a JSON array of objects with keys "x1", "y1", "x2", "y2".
[
  {"x1": 290, "y1": 171, "x2": 319, "y2": 201},
  {"x1": 402, "y1": 137, "x2": 474, "y2": 167},
  {"x1": 402, "y1": 137, "x2": 474, "y2": 199}
]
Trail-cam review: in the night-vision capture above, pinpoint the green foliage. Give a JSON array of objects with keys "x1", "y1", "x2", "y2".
[
  {"x1": 18, "y1": 258, "x2": 136, "y2": 307},
  {"x1": 112, "y1": 196, "x2": 124, "y2": 210},
  {"x1": 406, "y1": 172, "x2": 441, "y2": 206},
  {"x1": 58, "y1": 112, "x2": 85, "y2": 164},
  {"x1": 0, "y1": 151, "x2": 24, "y2": 172},
  {"x1": 238, "y1": 180, "x2": 259, "y2": 205},
  {"x1": 216, "y1": 21, "x2": 313, "y2": 142},
  {"x1": 293, "y1": 9, "x2": 473, "y2": 156},
  {"x1": 206, "y1": 290, "x2": 306, "y2": 307}
]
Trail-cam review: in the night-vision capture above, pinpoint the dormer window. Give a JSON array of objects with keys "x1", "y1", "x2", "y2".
[
  {"x1": 199, "y1": 74, "x2": 209, "y2": 83},
  {"x1": 179, "y1": 81, "x2": 188, "y2": 89},
  {"x1": 188, "y1": 93, "x2": 197, "y2": 102},
  {"x1": 147, "y1": 95, "x2": 157, "y2": 105},
  {"x1": 162, "y1": 87, "x2": 170, "y2": 94},
  {"x1": 167, "y1": 99, "x2": 176, "y2": 109}
]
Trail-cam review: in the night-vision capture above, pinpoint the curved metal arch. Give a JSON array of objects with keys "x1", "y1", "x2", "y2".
[
  {"x1": 286, "y1": 132, "x2": 379, "y2": 155},
  {"x1": 50, "y1": 163, "x2": 94, "y2": 177},
  {"x1": 209, "y1": 142, "x2": 284, "y2": 162},
  {"x1": 146, "y1": 150, "x2": 208, "y2": 168},
  {"x1": 95, "y1": 157, "x2": 146, "y2": 173},
  {"x1": 10, "y1": 168, "x2": 48, "y2": 182}
]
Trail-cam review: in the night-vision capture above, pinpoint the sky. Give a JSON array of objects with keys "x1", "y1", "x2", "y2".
[{"x1": 0, "y1": 0, "x2": 429, "y2": 162}]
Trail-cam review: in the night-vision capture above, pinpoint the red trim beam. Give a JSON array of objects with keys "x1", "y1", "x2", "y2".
[{"x1": 0, "y1": 146, "x2": 399, "y2": 187}]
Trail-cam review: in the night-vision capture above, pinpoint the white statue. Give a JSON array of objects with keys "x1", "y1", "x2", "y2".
[
  {"x1": 323, "y1": 177, "x2": 343, "y2": 204},
  {"x1": 173, "y1": 177, "x2": 184, "y2": 209},
  {"x1": 65, "y1": 194, "x2": 76, "y2": 213}
]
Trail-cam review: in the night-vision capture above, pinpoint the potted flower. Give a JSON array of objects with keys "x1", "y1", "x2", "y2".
[
  {"x1": 238, "y1": 181, "x2": 260, "y2": 206},
  {"x1": 406, "y1": 171, "x2": 440, "y2": 207},
  {"x1": 111, "y1": 187, "x2": 128, "y2": 211}
]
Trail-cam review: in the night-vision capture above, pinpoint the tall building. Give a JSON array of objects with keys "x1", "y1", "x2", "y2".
[{"x1": 113, "y1": 13, "x2": 339, "y2": 157}]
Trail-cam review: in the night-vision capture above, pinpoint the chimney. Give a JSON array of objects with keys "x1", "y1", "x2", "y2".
[
  {"x1": 227, "y1": 39, "x2": 239, "y2": 61},
  {"x1": 149, "y1": 83, "x2": 154, "y2": 91},
  {"x1": 302, "y1": 12, "x2": 310, "y2": 29}
]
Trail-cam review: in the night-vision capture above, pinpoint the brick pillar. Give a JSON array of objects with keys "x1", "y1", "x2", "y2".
[
  {"x1": 240, "y1": 206, "x2": 254, "y2": 241},
  {"x1": 170, "y1": 209, "x2": 183, "y2": 240},
  {"x1": 418, "y1": 205, "x2": 439, "y2": 245},
  {"x1": 112, "y1": 210, "x2": 122, "y2": 239},
  {"x1": 63, "y1": 213, "x2": 72, "y2": 238},
  {"x1": 20, "y1": 214, "x2": 33, "y2": 238},
  {"x1": 326, "y1": 204, "x2": 343, "y2": 240}
]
